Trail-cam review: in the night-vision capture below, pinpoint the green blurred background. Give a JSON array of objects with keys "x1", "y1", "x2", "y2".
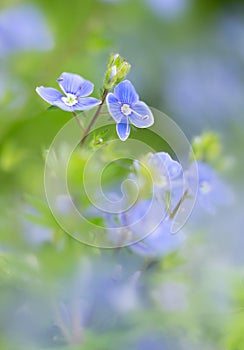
[{"x1": 1, "y1": 0, "x2": 244, "y2": 349}]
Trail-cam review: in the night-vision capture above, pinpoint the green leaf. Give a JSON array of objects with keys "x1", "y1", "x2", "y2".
[{"x1": 47, "y1": 105, "x2": 59, "y2": 111}]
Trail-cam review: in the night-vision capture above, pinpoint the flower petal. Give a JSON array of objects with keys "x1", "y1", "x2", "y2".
[
  {"x1": 153, "y1": 152, "x2": 182, "y2": 179},
  {"x1": 106, "y1": 93, "x2": 124, "y2": 122},
  {"x1": 114, "y1": 80, "x2": 139, "y2": 104},
  {"x1": 116, "y1": 116, "x2": 130, "y2": 141},
  {"x1": 74, "y1": 97, "x2": 101, "y2": 111},
  {"x1": 52, "y1": 100, "x2": 74, "y2": 112},
  {"x1": 130, "y1": 222, "x2": 184, "y2": 258},
  {"x1": 129, "y1": 101, "x2": 154, "y2": 128},
  {"x1": 57, "y1": 72, "x2": 94, "y2": 96},
  {"x1": 36, "y1": 86, "x2": 63, "y2": 104},
  {"x1": 76, "y1": 80, "x2": 94, "y2": 97}
]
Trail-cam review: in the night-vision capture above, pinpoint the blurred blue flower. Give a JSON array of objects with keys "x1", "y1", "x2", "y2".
[
  {"x1": 144, "y1": 0, "x2": 189, "y2": 19},
  {"x1": 131, "y1": 221, "x2": 184, "y2": 258},
  {"x1": 152, "y1": 281, "x2": 188, "y2": 312},
  {"x1": 163, "y1": 55, "x2": 244, "y2": 131},
  {"x1": 0, "y1": 4, "x2": 53, "y2": 58},
  {"x1": 148, "y1": 152, "x2": 182, "y2": 187},
  {"x1": 143, "y1": 152, "x2": 184, "y2": 210},
  {"x1": 56, "y1": 257, "x2": 141, "y2": 339},
  {"x1": 119, "y1": 200, "x2": 184, "y2": 258},
  {"x1": 0, "y1": 68, "x2": 27, "y2": 111},
  {"x1": 129, "y1": 213, "x2": 184, "y2": 258},
  {"x1": 187, "y1": 161, "x2": 230, "y2": 214},
  {"x1": 22, "y1": 206, "x2": 54, "y2": 247},
  {"x1": 36, "y1": 72, "x2": 101, "y2": 112},
  {"x1": 106, "y1": 80, "x2": 154, "y2": 141},
  {"x1": 217, "y1": 15, "x2": 244, "y2": 61}
]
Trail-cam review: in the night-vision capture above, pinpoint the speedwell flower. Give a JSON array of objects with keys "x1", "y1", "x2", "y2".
[
  {"x1": 36, "y1": 72, "x2": 101, "y2": 112},
  {"x1": 106, "y1": 80, "x2": 154, "y2": 141},
  {"x1": 122, "y1": 200, "x2": 184, "y2": 258},
  {"x1": 187, "y1": 161, "x2": 231, "y2": 214}
]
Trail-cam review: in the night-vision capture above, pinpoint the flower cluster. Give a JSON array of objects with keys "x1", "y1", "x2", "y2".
[
  {"x1": 36, "y1": 54, "x2": 154, "y2": 141},
  {"x1": 100, "y1": 149, "x2": 230, "y2": 258},
  {"x1": 35, "y1": 54, "x2": 231, "y2": 259}
]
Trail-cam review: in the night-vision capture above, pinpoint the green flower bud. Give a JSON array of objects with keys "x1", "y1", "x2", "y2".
[
  {"x1": 191, "y1": 131, "x2": 221, "y2": 164},
  {"x1": 103, "y1": 53, "x2": 131, "y2": 90}
]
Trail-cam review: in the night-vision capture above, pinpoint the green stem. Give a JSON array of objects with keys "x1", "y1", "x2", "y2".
[
  {"x1": 169, "y1": 189, "x2": 188, "y2": 219},
  {"x1": 80, "y1": 89, "x2": 108, "y2": 146},
  {"x1": 72, "y1": 111, "x2": 85, "y2": 133}
]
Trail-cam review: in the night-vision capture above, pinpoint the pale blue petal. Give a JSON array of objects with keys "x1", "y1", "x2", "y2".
[
  {"x1": 106, "y1": 93, "x2": 119, "y2": 105},
  {"x1": 194, "y1": 161, "x2": 231, "y2": 213},
  {"x1": 74, "y1": 97, "x2": 101, "y2": 111},
  {"x1": 76, "y1": 80, "x2": 94, "y2": 97},
  {"x1": 114, "y1": 80, "x2": 139, "y2": 104},
  {"x1": 57, "y1": 72, "x2": 94, "y2": 96},
  {"x1": 130, "y1": 222, "x2": 184, "y2": 258},
  {"x1": 167, "y1": 159, "x2": 182, "y2": 179},
  {"x1": 127, "y1": 201, "x2": 184, "y2": 258},
  {"x1": 106, "y1": 93, "x2": 124, "y2": 122},
  {"x1": 156, "y1": 152, "x2": 182, "y2": 179},
  {"x1": 52, "y1": 100, "x2": 73, "y2": 112},
  {"x1": 36, "y1": 86, "x2": 63, "y2": 104},
  {"x1": 129, "y1": 101, "x2": 154, "y2": 128},
  {"x1": 116, "y1": 116, "x2": 130, "y2": 141}
]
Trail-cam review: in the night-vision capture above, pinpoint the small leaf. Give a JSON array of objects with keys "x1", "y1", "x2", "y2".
[{"x1": 47, "y1": 105, "x2": 58, "y2": 111}]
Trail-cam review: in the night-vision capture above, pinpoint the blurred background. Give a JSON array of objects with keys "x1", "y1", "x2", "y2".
[{"x1": 0, "y1": 0, "x2": 244, "y2": 349}]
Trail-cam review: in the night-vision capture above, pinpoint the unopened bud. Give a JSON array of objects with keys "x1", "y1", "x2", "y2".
[{"x1": 103, "y1": 53, "x2": 131, "y2": 90}]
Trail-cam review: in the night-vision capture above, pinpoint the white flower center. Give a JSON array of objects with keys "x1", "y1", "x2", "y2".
[
  {"x1": 62, "y1": 93, "x2": 78, "y2": 106},
  {"x1": 158, "y1": 174, "x2": 168, "y2": 187},
  {"x1": 199, "y1": 180, "x2": 212, "y2": 194},
  {"x1": 121, "y1": 103, "x2": 132, "y2": 116}
]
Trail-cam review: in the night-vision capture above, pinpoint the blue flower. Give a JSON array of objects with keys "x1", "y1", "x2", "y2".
[
  {"x1": 148, "y1": 152, "x2": 182, "y2": 187},
  {"x1": 130, "y1": 218, "x2": 184, "y2": 258},
  {"x1": 148, "y1": 152, "x2": 184, "y2": 211},
  {"x1": 187, "y1": 161, "x2": 231, "y2": 214},
  {"x1": 56, "y1": 257, "x2": 140, "y2": 337},
  {"x1": 124, "y1": 200, "x2": 184, "y2": 258},
  {"x1": 104, "y1": 198, "x2": 184, "y2": 258},
  {"x1": 36, "y1": 72, "x2": 101, "y2": 112},
  {"x1": 132, "y1": 152, "x2": 184, "y2": 211},
  {"x1": 106, "y1": 80, "x2": 154, "y2": 141}
]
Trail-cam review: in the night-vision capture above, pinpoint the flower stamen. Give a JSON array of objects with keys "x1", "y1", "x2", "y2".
[
  {"x1": 131, "y1": 108, "x2": 149, "y2": 120},
  {"x1": 121, "y1": 103, "x2": 132, "y2": 116},
  {"x1": 62, "y1": 93, "x2": 78, "y2": 107},
  {"x1": 199, "y1": 180, "x2": 212, "y2": 194}
]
